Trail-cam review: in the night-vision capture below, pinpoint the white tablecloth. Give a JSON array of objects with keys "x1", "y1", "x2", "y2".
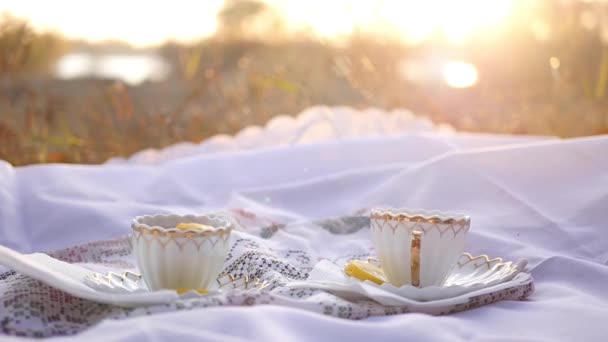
[{"x1": 0, "y1": 107, "x2": 606, "y2": 341}]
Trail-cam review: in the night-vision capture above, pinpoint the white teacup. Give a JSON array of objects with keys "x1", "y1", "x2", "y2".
[
  {"x1": 370, "y1": 208, "x2": 470, "y2": 287},
  {"x1": 131, "y1": 214, "x2": 233, "y2": 291}
]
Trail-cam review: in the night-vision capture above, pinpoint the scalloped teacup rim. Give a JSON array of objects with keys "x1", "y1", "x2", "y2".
[
  {"x1": 131, "y1": 213, "x2": 233, "y2": 234},
  {"x1": 370, "y1": 207, "x2": 470, "y2": 223}
]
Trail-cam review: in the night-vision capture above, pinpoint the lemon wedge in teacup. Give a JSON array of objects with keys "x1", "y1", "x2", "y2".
[
  {"x1": 344, "y1": 260, "x2": 387, "y2": 285},
  {"x1": 175, "y1": 222, "x2": 214, "y2": 231}
]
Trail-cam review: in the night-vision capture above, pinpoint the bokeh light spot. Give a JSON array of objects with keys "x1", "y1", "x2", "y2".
[{"x1": 443, "y1": 61, "x2": 478, "y2": 88}]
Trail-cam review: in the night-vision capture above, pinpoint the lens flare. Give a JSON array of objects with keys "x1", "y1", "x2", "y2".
[{"x1": 443, "y1": 61, "x2": 478, "y2": 88}]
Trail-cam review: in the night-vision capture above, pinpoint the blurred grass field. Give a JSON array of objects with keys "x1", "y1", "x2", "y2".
[{"x1": 1, "y1": 0, "x2": 608, "y2": 166}]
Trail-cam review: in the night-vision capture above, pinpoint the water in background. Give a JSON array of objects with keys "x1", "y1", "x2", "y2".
[{"x1": 55, "y1": 53, "x2": 171, "y2": 85}]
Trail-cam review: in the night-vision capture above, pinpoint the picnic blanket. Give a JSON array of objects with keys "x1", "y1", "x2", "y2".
[{"x1": 0, "y1": 107, "x2": 606, "y2": 341}]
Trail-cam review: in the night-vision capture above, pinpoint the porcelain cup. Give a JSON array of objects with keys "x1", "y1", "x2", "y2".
[
  {"x1": 131, "y1": 214, "x2": 232, "y2": 291},
  {"x1": 370, "y1": 208, "x2": 470, "y2": 287}
]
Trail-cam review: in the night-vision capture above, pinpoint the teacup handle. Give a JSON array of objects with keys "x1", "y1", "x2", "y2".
[{"x1": 411, "y1": 230, "x2": 422, "y2": 287}]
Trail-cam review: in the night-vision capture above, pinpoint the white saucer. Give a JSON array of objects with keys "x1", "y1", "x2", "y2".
[
  {"x1": 288, "y1": 253, "x2": 531, "y2": 305},
  {"x1": 84, "y1": 271, "x2": 269, "y2": 296},
  {"x1": 0, "y1": 245, "x2": 270, "y2": 307}
]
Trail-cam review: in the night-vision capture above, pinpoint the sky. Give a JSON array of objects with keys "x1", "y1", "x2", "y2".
[
  {"x1": 0, "y1": 0, "x2": 515, "y2": 46},
  {"x1": 0, "y1": 0, "x2": 223, "y2": 46}
]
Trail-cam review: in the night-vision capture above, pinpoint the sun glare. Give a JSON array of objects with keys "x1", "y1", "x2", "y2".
[
  {"x1": 0, "y1": 0, "x2": 223, "y2": 47},
  {"x1": 443, "y1": 61, "x2": 478, "y2": 88},
  {"x1": 1, "y1": 0, "x2": 515, "y2": 46},
  {"x1": 377, "y1": 0, "x2": 513, "y2": 44}
]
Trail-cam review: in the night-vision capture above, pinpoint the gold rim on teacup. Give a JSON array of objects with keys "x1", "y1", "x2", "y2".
[
  {"x1": 370, "y1": 208, "x2": 471, "y2": 225},
  {"x1": 132, "y1": 214, "x2": 233, "y2": 238}
]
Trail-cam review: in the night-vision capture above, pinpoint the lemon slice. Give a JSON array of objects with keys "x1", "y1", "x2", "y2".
[
  {"x1": 176, "y1": 288, "x2": 208, "y2": 294},
  {"x1": 344, "y1": 260, "x2": 387, "y2": 285},
  {"x1": 175, "y1": 222, "x2": 214, "y2": 231}
]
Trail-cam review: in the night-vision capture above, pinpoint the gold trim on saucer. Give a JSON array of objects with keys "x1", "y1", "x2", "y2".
[
  {"x1": 456, "y1": 253, "x2": 507, "y2": 270},
  {"x1": 344, "y1": 252, "x2": 522, "y2": 288},
  {"x1": 86, "y1": 270, "x2": 272, "y2": 293},
  {"x1": 216, "y1": 274, "x2": 271, "y2": 291}
]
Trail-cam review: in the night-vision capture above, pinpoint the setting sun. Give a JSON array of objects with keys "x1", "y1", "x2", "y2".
[{"x1": 443, "y1": 61, "x2": 478, "y2": 88}]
